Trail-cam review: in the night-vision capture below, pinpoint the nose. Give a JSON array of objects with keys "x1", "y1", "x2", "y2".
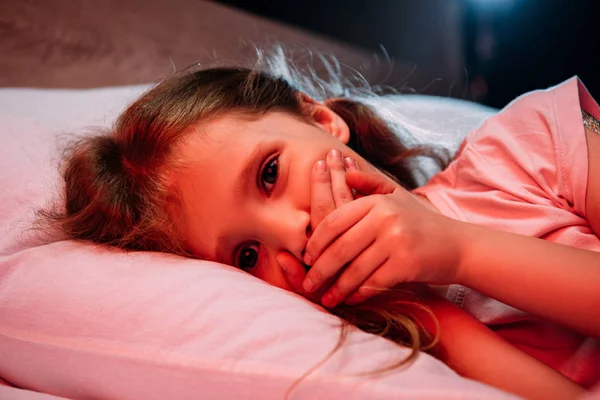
[{"x1": 259, "y1": 203, "x2": 310, "y2": 261}]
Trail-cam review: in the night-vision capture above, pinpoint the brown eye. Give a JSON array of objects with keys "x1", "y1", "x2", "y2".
[
  {"x1": 260, "y1": 157, "x2": 278, "y2": 193},
  {"x1": 237, "y1": 243, "x2": 259, "y2": 271}
]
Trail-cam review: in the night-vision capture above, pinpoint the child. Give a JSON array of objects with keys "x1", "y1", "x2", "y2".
[{"x1": 51, "y1": 56, "x2": 599, "y2": 399}]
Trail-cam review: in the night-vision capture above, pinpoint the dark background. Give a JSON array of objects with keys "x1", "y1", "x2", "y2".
[{"x1": 217, "y1": 0, "x2": 600, "y2": 109}]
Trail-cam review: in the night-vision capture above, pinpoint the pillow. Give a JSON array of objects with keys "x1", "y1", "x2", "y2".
[
  {"x1": 0, "y1": 85, "x2": 510, "y2": 399},
  {"x1": 0, "y1": 378, "x2": 68, "y2": 400}
]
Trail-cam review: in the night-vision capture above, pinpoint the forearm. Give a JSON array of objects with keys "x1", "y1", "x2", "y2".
[
  {"x1": 421, "y1": 293, "x2": 585, "y2": 400},
  {"x1": 453, "y1": 219, "x2": 600, "y2": 338}
]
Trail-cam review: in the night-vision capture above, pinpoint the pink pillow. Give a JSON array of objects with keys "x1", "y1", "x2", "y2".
[{"x1": 0, "y1": 86, "x2": 512, "y2": 399}]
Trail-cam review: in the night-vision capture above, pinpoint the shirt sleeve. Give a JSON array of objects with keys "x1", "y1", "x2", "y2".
[{"x1": 449, "y1": 76, "x2": 593, "y2": 220}]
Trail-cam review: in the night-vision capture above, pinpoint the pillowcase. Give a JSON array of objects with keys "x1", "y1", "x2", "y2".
[{"x1": 0, "y1": 85, "x2": 509, "y2": 399}]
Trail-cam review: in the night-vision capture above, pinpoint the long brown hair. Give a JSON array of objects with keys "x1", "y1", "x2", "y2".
[{"x1": 46, "y1": 62, "x2": 449, "y2": 391}]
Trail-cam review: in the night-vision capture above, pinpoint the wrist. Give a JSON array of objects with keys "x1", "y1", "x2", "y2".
[{"x1": 445, "y1": 218, "x2": 474, "y2": 286}]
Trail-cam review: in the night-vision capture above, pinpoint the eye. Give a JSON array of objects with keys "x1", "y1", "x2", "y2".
[
  {"x1": 260, "y1": 157, "x2": 279, "y2": 194},
  {"x1": 236, "y1": 243, "x2": 259, "y2": 271}
]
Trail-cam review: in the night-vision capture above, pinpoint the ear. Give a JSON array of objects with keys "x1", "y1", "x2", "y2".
[{"x1": 297, "y1": 93, "x2": 350, "y2": 144}]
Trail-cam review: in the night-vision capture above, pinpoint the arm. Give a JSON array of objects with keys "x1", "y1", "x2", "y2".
[
  {"x1": 449, "y1": 126, "x2": 600, "y2": 338},
  {"x1": 420, "y1": 292, "x2": 585, "y2": 400},
  {"x1": 304, "y1": 171, "x2": 600, "y2": 337},
  {"x1": 453, "y1": 217, "x2": 600, "y2": 339},
  {"x1": 454, "y1": 127, "x2": 600, "y2": 338},
  {"x1": 337, "y1": 160, "x2": 600, "y2": 339}
]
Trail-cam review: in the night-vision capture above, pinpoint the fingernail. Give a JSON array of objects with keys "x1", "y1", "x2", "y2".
[
  {"x1": 344, "y1": 157, "x2": 359, "y2": 170},
  {"x1": 303, "y1": 253, "x2": 313, "y2": 266},
  {"x1": 315, "y1": 160, "x2": 327, "y2": 172},
  {"x1": 303, "y1": 278, "x2": 316, "y2": 292},
  {"x1": 328, "y1": 149, "x2": 341, "y2": 160}
]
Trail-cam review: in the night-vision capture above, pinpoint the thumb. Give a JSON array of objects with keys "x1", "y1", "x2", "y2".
[
  {"x1": 276, "y1": 252, "x2": 308, "y2": 295},
  {"x1": 345, "y1": 169, "x2": 398, "y2": 195}
]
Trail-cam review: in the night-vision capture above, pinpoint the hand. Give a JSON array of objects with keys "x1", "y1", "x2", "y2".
[
  {"x1": 301, "y1": 167, "x2": 462, "y2": 308},
  {"x1": 276, "y1": 148, "x2": 355, "y2": 300}
]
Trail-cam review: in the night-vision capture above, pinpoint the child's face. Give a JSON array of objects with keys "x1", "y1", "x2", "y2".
[{"x1": 173, "y1": 109, "x2": 361, "y2": 293}]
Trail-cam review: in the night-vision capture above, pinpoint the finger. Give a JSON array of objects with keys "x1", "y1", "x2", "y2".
[
  {"x1": 320, "y1": 242, "x2": 388, "y2": 308},
  {"x1": 276, "y1": 252, "x2": 308, "y2": 295},
  {"x1": 327, "y1": 149, "x2": 353, "y2": 207},
  {"x1": 304, "y1": 196, "x2": 377, "y2": 266},
  {"x1": 302, "y1": 210, "x2": 378, "y2": 294},
  {"x1": 343, "y1": 157, "x2": 363, "y2": 199},
  {"x1": 345, "y1": 262, "x2": 399, "y2": 305},
  {"x1": 277, "y1": 251, "x2": 338, "y2": 304},
  {"x1": 346, "y1": 168, "x2": 399, "y2": 196},
  {"x1": 310, "y1": 160, "x2": 335, "y2": 230},
  {"x1": 343, "y1": 156, "x2": 360, "y2": 171},
  {"x1": 303, "y1": 195, "x2": 375, "y2": 267}
]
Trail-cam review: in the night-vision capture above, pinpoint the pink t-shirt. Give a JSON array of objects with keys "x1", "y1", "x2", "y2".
[{"x1": 414, "y1": 77, "x2": 600, "y2": 387}]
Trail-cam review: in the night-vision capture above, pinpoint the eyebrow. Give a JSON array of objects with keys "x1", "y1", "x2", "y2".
[{"x1": 215, "y1": 139, "x2": 271, "y2": 265}]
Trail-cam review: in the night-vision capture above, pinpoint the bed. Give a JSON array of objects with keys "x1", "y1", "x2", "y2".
[{"x1": 0, "y1": 1, "x2": 546, "y2": 399}]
